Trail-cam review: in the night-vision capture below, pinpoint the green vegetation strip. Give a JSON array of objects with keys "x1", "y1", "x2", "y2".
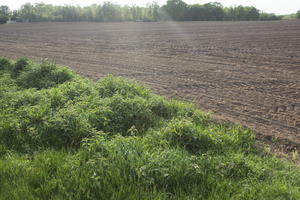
[
  {"x1": 0, "y1": 57, "x2": 299, "y2": 199},
  {"x1": 1, "y1": 0, "x2": 289, "y2": 24}
]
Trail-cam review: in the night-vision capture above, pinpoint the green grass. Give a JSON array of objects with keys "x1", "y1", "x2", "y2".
[{"x1": 0, "y1": 57, "x2": 299, "y2": 200}]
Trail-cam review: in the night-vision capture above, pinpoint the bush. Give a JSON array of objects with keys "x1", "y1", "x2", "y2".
[
  {"x1": 96, "y1": 75, "x2": 150, "y2": 98},
  {"x1": 259, "y1": 13, "x2": 282, "y2": 20},
  {"x1": 38, "y1": 106, "x2": 94, "y2": 148},
  {"x1": 16, "y1": 62, "x2": 74, "y2": 89},
  {"x1": 0, "y1": 57, "x2": 299, "y2": 199},
  {"x1": 79, "y1": 134, "x2": 206, "y2": 196},
  {"x1": 0, "y1": 57, "x2": 11, "y2": 70},
  {"x1": 104, "y1": 95, "x2": 156, "y2": 134},
  {"x1": 0, "y1": 16, "x2": 8, "y2": 24},
  {"x1": 148, "y1": 96, "x2": 179, "y2": 119},
  {"x1": 10, "y1": 57, "x2": 29, "y2": 78},
  {"x1": 76, "y1": 95, "x2": 158, "y2": 136},
  {"x1": 163, "y1": 119, "x2": 217, "y2": 154}
]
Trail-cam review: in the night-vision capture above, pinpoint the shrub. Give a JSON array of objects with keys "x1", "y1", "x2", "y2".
[
  {"x1": 0, "y1": 114, "x2": 23, "y2": 151},
  {"x1": 38, "y1": 106, "x2": 94, "y2": 148},
  {"x1": 55, "y1": 78, "x2": 94, "y2": 101},
  {"x1": 0, "y1": 16, "x2": 9, "y2": 24},
  {"x1": 16, "y1": 62, "x2": 74, "y2": 89},
  {"x1": 163, "y1": 119, "x2": 217, "y2": 154},
  {"x1": 0, "y1": 103, "x2": 94, "y2": 151},
  {"x1": 0, "y1": 57, "x2": 300, "y2": 199},
  {"x1": 10, "y1": 57, "x2": 29, "y2": 78},
  {"x1": 96, "y1": 75, "x2": 150, "y2": 98},
  {"x1": 207, "y1": 122, "x2": 254, "y2": 153},
  {"x1": 0, "y1": 57, "x2": 11, "y2": 70},
  {"x1": 3, "y1": 89, "x2": 42, "y2": 109},
  {"x1": 105, "y1": 95, "x2": 156, "y2": 134},
  {"x1": 83, "y1": 95, "x2": 157, "y2": 135},
  {"x1": 148, "y1": 96, "x2": 178, "y2": 119}
]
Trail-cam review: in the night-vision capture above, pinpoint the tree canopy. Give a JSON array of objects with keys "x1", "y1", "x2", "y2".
[
  {"x1": 0, "y1": 5, "x2": 10, "y2": 24},
  {"x1": 0, "y1": 1, "x2": 287, "y2": 23}
]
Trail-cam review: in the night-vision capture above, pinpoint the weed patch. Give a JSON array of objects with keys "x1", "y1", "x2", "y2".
[{"x1": 0, "y1": 58, "x2": 299, "y2": 200}]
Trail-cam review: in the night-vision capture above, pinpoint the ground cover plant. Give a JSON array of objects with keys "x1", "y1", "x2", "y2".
[{"x1": 0, "y1": 57, "x2": 299, "y2": 200}]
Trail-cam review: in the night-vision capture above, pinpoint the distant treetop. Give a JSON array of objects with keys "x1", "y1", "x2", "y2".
[{"x1": 0, "y1": 0, "x2": 286, "y2": 23}]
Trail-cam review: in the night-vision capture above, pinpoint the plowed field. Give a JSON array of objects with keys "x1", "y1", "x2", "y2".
[{"x1": 0, "y1": 20, "x2": 299, "y2": 150}]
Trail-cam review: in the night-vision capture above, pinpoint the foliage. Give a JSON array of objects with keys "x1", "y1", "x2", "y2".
[
  {"x1": 282, "y1": 13, "x2": 297, "y2": 20},
  {"x1": 0, "y1": 57, "x2": 11, "y2": 70},
  {"x1": 297, "y1": 10, "x2": 300, "y2": 19},
  {"x1": 186, "y1": 2, "x2": 224, "y2": 21},
  {"x1": 9, "y1": 57, "x2": 30, "y2": 78},
  {"x1": 259, "y1": 13, "x2": 282, "y2": 21},
  {"x1": 0, "y1": 1, "x2": 284, "y2": 23},
  {"x1": 11, "y1": 10, "x2": 19, "y2": 21},
  {"x1": 0, "y1": 5, "x2": 10, "y2": 24},
  {"x1": 163, "y1": 0, "x2": 188, "y2": 21},
  {"x1": 224, "y1": 6, "x2": 260, "y2": 20},
  {"x1": 0, "y1": 58, "x2": 299, "y2": 199},
  {"x1": 95, "y1": 75, "x2": 151, "y2": 98},
  {"x1": 15, "y1": 62, "x2": 74, "y2": 89}
]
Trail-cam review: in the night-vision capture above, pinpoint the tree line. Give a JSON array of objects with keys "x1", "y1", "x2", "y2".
[{"x1": 1, "y1": 0, "x2": 299, "y2": 24}]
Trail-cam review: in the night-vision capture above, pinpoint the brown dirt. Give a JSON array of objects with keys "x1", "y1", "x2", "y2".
[{"x1": 0, "y1": 21, "x2": 299, "y2": 151}]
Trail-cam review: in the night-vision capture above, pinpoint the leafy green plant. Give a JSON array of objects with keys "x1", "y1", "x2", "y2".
[
  {"x1": 96, "y1": 75, "x2": 150, "y2": 98},
  {"x1": 16, "y1": 62, "x2": 74, "y2": 89},
  {"x1": 10, "y1": 57, "x2": 29, "y2": 78},
  {"x1": 0, "y1": 57, "x2": 11, "y2": 71},
  {"x1": 0, "y1": 57, "x2": 299, "y2": 200},
  {"x1": 163, "y1": 118, "x2": 217, "y2": 154}
]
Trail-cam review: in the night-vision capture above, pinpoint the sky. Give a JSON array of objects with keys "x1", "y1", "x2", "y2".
[{"x1": 3, "y1": 0, "x2": 300, "y2": 15}]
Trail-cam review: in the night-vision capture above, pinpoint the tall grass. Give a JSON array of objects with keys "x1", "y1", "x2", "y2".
[{"x1": 0, "y1": 57, "x2": 299, "y2": 199}]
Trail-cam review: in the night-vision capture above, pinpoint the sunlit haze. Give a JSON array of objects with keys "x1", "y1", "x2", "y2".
[{"x1": 3, "y1": 0, "x2": 300, "y2": 15}]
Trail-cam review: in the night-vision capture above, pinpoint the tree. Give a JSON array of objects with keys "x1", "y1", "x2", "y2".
[
  {"x1": 0, "y1": 5, "x2": 10, "y2": 24},
  {"x1": 11, "y1": 10, "x2": 19, "y2": 21},
  {"x1": 202, "y1": 2, "x2": 224, "y2": 20},
  {"x1": 102, "y1": 2, "x2": 123, "y2": 22},
  {"x1": 11, "y1": 1, "x2": 281, "y2": 23},
  {"x1": 164, "y1": 0, "x2": 188, "y2": 20},
  {"x1": 259, "y1": 12, "x2": 281, "y2": 21},
  {"x1": 19, "y1": 3, "x2": 36, "y2": 22},
  {"x1": 122, "y1": 5, "x2": 132, "y2": 21},
  {"x1": 297, "y1": 10, "x2": 300, "y2": 19},
  {"x1": 186, "y1": 4, "x2": 204, "y2": 21},
  {"x1": 146, "y1": 2, "x2": 160, "y2": 21},
  {"x1": 224, "y1": 6, "x2": 260, "y2": 20},
  {"x1": 246, "y1": 7, "x2": 259, "y2": 20},
  {"x1": 34, "y1": 3, "x2": 55, "y2": 21},
  {"x1": 186, "y1": 2, "x2": 224, "y2": 21}
]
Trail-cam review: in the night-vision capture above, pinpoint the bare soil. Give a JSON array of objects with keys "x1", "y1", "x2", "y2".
[{"x1": 0, "y1": 20, "x2": 299, "y2": 151}]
